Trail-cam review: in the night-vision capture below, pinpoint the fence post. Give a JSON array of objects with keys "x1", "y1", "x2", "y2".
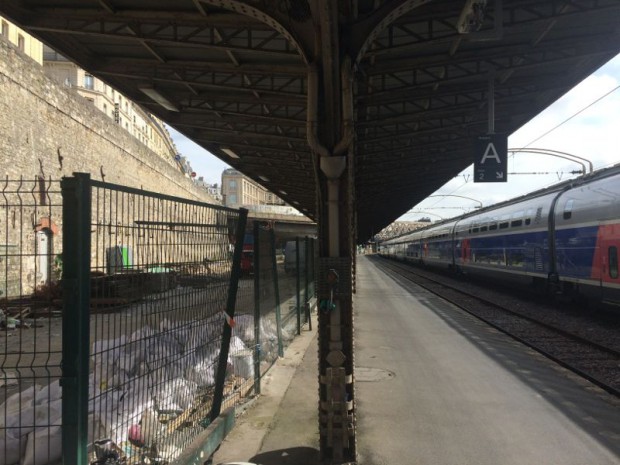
[
  {"x1": 304, "y1": 236, "x2": 311, "y2": 330},
  {"x1": 60, "y1": 173, "x2": 92, "y2": 465},
  {"x1": 210, "y1": 208, "x2": 248, "y2": 422},
  {"x1": 271, "y1": 229, "x2": 284, "y2": 357},
  {"x1": 295, "y1": 237, "x2": 301, "y2": 335},
  {"x1": 253, "y1": 221, "x2": 261, "y2": 395}
]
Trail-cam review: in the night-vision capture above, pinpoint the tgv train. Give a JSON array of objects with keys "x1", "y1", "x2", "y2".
[{"x1": 380, "y1": 164, "x2": 620, "y2": 305}]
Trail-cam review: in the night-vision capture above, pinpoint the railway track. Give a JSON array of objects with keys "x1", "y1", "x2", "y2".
[{"x1": 374, "y1": 256, "x2": 620, "y2": 398}]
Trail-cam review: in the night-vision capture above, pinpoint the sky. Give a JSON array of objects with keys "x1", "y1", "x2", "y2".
[
  {"x1": 402, "y1": 52, "x2": 620, "y2": 222},
  {"x1": 169, "y1": 52, "x2": 620, "y2": 218},
  {"x1": 168, "y1": 128, "x2": 231, "y2": 185}
]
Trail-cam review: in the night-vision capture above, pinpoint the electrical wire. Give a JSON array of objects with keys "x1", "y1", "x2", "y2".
[{"x1": 515, "y1": 84, "x2": 620, "y2": 153}]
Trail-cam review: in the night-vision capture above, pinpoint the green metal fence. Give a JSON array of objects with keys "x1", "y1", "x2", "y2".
[
  {"x1": 61, "y1": 173, "x2": 252, "y2": 465},
  {"x1": 0, "y1": 177, "x2": 63, "y2": 465},
  {"x1": 1, "y1": 173, "x2": 316, "y2": 465},
  {"x1": 251, "y1": 222, "x2": 317, "y2": 393}
]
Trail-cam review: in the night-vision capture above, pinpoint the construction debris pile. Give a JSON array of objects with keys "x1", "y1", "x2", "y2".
[{"x1": 0, "y1": 313, "x2": 290, "y2": 465}]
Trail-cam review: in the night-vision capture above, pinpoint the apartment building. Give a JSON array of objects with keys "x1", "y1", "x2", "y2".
[
  {"x1": 221, "y1": 168, "x2": 286, "y2": 209},
  {"x1": 0, "y1": 15, "x2": 42, "y2": 64}
]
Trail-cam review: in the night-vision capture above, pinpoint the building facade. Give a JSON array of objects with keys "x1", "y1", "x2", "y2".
[
  {"x1": 1, "y1": 15, "x2": 42, "y2": 64},
  {"x1": 195, "y1": 176, "x2": 223, "y2": 203},
  {"x1": 221, "y1": 168, "x2": 287, "y2": 209}
]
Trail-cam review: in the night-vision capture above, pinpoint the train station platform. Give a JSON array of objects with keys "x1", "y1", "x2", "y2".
[{"x1": 213, "y1": 255, "x2": 620, "y2": 465}]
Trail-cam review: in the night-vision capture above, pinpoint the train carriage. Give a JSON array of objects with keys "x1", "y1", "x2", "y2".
[{"x1": 380, "y1": 163, "x2": 620, "y2": 306}]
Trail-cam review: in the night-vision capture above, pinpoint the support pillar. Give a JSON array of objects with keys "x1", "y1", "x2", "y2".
[{"x1": 307, "y1": 5, "x2": 356, "y2": 461}]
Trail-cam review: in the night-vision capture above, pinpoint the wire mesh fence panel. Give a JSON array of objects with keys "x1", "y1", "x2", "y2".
[
  {"x1": 66, "y1": 178, "x2": 247, "y2": 465},
  {"x1": 0, "y1": 178, "x2": 63, "y2": 465},
  {"x1": 1, "y1": 173, "x2": 316, "y2": 465},
  {"x1": 281, "y1": 235, "x2": 317, "y2": 334},
  {"x1": 253, "y1": 225, "x2": 282, "y2": 379},
  {"x1": 252, "y1": 227, "x2": 318, "y2": 379},
  {"x1": 304, "y1": 237, "x2": 317, "y2": 328},
  {"x1": 222, "y1": 224, "x2": 256, "y2": 402},
  {"x1": 277, "y1": 236, "x2": 303, "y2": 349}
]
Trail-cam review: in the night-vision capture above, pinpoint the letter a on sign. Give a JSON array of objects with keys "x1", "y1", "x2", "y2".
[{"x1": 473, "y1": 134, "x2": 507, "y2": 183}]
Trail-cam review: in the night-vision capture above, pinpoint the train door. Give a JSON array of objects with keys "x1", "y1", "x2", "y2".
[
  {"x1": 595, "y1": 224, "x2": 620, "y2": 302},
  {"x1": 461, "y1": 238, "x2": 471, "y2": 263}
]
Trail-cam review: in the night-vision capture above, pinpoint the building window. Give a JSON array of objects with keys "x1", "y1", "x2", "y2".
[
  {"x1": 84, "y1": 74, "x2": 94, "y2": 90},
  {"x1": 1, "y1": 21, "x2": 8, "y2": 38},
  {"x1": 563, "y1": 199, "x2": 574, "y2": 220},
  {"x1": 229, "y1": 194, "x2": 237, "y2": 204},
  {"x1": 17, "y1": 34, "x2": 25, "y2": 52},
  {"x1": 229, "y1": 180, "x2": 237, "y2": 189}
]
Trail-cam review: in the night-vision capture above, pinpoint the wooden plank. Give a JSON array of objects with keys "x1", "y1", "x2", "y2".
[{"x1": 165, "y1": 376, "x2": 255, "y2": 434}]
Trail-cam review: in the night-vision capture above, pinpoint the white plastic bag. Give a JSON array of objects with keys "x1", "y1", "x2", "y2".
[
  {"x1": 154, "y1": 378, "x2": 196, "y2": 411},
  {"x1": 21, "y1": 425, "x2": 62, "y2": 465},
  {"x1": 234, "y1": 314, "x2": 255, "y2": 343},
  {"x1": 1, "y1": 401, "x2": 61, "y2": 440},
  {"x1": 33, "y1": 380, "x2": 61, "y2": 406},
  {"x1": 0, "y1": 385, "x2": 39, "y2": 420},
  {"x1": 230, "y1": 335, "x2": 247, "y2": 353},
  {"x1": 0, "y1": 435, "x2": 24, "y2": 465},
  {"x1": 186, "y1": 358, "x2": 215, "y2": 387},
  {"x1": 232, "y1": 350, "x2": 254, "y2": 380}
]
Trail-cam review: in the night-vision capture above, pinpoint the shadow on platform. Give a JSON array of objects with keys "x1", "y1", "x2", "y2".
[{"x1": 248, "y1": 446, "x2": 320, "y2": 465}]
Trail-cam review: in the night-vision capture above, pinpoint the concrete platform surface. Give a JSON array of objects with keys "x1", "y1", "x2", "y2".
[
  {"x1": 213, "y1": 325, "x2": 319, "y2": 465},
  {"x1": 212, "y1": 255, "x2": 620, "y2": 465}
]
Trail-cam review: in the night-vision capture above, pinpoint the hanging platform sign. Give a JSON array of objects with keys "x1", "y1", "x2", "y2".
[{"x1": 473, "y1": 134, "x2": 507, "y2": 183}]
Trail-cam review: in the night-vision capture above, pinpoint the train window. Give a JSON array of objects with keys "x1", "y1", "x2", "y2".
[
  {"x1": 563, "y1": 199, "x2": 574, "y2": 220},
  {"x1": 535, "y1": 207, "x2": 543, "y2": 223},
  {"x1": 525, "y1": 218, "x2": 531, "y2": 225},
  {"x1": 489, "y1": 224, "x2": 497, "y2": 230},
  {"x1": 499, "y1": 222, "x2": 509, "y2": 229},
  {"x1": 480, "y1": 226, "x2": 488, "y2": 232},
  {"x1": 511, "y1": 219, "x2": 523, "y2": 227},
  {"x1": 610, "y1": 247, "x2": 618, "y2": 279},
  {"x1": 472, "y1": 227, "x2": 479, "y2": 233}
]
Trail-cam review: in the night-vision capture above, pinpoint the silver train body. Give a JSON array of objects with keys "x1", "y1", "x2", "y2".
[{"x1": 380, "y1": 165, "x2": 620, "y2": 305}]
